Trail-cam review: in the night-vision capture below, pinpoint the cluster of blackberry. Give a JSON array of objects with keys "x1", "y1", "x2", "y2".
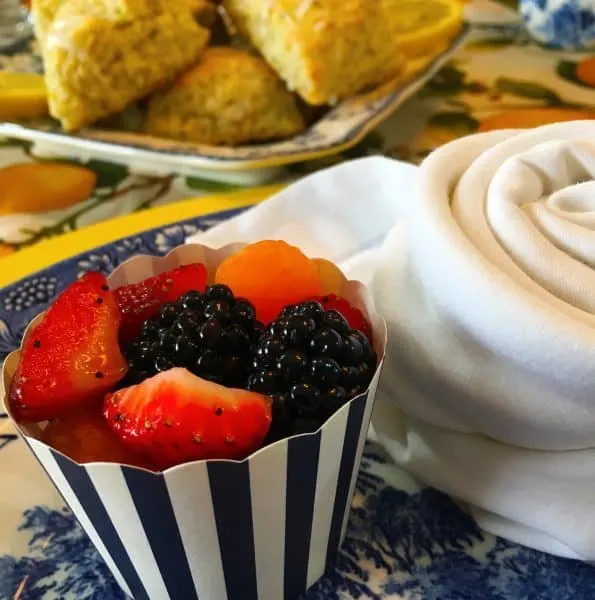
[
  {"x1": 121, "y1": 290, "x2": 376, "y2": 442},
  {"x1": 121, "y1": 285, "x2": 263, "y2": 389},
  {"x1": 248, "y1": 300, "x2": 377, "y2": 441}
]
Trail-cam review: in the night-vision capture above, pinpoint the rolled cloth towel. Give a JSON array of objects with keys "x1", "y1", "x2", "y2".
[{"x1": 372, "y1": 121, "x2": 595, "y2": 561}]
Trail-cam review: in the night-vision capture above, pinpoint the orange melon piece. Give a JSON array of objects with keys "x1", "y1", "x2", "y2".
[{"x1": 215, "y1": 240, "x2": 322, "y2": 323}]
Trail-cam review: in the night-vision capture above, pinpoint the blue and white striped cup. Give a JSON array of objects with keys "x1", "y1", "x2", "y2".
[{"x1": 3, "y1": 243, "x2": 387, "y2": 600}]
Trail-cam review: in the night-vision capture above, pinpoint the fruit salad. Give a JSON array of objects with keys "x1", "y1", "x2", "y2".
[{"x1": 8, "y1": 241, "x2": 378, "y2": 471}]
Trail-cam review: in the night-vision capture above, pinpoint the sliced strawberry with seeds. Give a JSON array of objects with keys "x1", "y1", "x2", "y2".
[
  {"x1": 115, "y1": 262, "x2": 207, "y2": 342},
  {"x1": 316, "y1": 294, "x2": 373, "y2": 342},
  {"x1": 104, "y1": 368, "x2": 272, "y2": 469},
  {"x1": 9, "y1": 272, "x2": 128, "y2": 423}
]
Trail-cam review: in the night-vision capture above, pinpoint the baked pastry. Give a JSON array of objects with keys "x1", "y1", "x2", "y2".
[
  {"x1": 31, "y1": 0, "x2": 64, "y2": 47},
  {"x1": 42, "y1": 0, "x2": 210, "y2": 131},
  {"x1": 145, "y1": 47, "x2": 305, "y2": 146},
  {"x1": 33, "y1": 0, "x2": 163, "y2": 44},
  {"x1": 222, "y1": 0, "x2": 405, "y2": 105},
  {"x1": 32, "y1": 0, "x2": 216, "y2": 45}
]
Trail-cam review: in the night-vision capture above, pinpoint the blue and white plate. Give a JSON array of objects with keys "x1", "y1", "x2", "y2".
[
  {"x1": 0, "y1": 27, "x2": 469, "y2": 176},
  {"x1": 1, "y1": 211, "x2": 595, "y2": 599},
  {"x1": 520, "y1": 0, "x2": 595, "y2": 49}
]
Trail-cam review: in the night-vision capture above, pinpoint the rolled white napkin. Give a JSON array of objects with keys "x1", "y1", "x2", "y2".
[{"x1": 372, "y1": 121, "x2": 595, "y2": 561}]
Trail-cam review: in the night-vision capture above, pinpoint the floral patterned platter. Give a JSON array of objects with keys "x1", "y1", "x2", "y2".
[
  {"x1": 0, "y1": 26, "x2": 469, "y2": 176},
  {"x1": 2, "y1": 214, "x2": 595, "y2": 599}
]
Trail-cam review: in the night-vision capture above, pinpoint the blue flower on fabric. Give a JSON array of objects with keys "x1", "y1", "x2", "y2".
[
  {"x1": 551, "y1": 3, "x2": 582, "y2": 47},
  {"x1": 580, "y1": 8, "x2": 595, "y2": 29},
  {"x1": 0, "y1": 507, "x2": 124, "y2": 600}
]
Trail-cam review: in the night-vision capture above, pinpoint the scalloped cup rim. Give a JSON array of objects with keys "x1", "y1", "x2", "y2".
[{"x1": 2, "y1": 242, "x2": 387, "y2": 474}]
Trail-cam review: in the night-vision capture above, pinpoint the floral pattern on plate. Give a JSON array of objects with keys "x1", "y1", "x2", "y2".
[
  {"x1": 1, "y1": 213, "x2": 595, "y2": 599},
  {"x1": 520, "y1": 0, "x2": 595, "y2": 49}
]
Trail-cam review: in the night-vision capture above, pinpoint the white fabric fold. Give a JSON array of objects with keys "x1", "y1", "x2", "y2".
[
  {"x1": 187, "y1": 126, "x2": 595, "y2": 562},
  {"x1": 190, "y1": 157, "x2": 418, "y2": 282},
  {"x1": 373, "y1": 121, "x2": 595, "y2": 561}
]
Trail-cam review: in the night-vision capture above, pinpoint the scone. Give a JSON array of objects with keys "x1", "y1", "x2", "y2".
[
  {"x1": 222, "y1": 0, "x2": 405, "y2": 105},
  {"x1": 31, "y1": 0, "x2": 64, "y2": 47},
  {"x1": 43, "y1": 0, "x2": 210, "y2": 131},
  {"x1": 33, "y1": 0, "x2": 163, "y2": 44},
  {"x1": 145, "y1": 47, "x2": 305, "y2": 146},
  {"x1": 32, "y1": 0, "x2": 216, "y2": 45}
]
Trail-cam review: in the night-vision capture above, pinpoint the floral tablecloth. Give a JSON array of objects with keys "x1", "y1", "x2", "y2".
[{"x1": 3, "y1": 0, "x2": 595, "y2": 256}]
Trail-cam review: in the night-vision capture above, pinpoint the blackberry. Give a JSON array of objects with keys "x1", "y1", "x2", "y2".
[
  {"x1": 121, "y1": 285, "x2": 262, "y2": 389},
  {"x1": 251, "y1": 300, "x2": 377, "y2": 443}
]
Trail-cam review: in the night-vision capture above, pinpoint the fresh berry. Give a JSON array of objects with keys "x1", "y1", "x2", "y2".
[
  {"x1": 315, "y1": 294, "x2": 373, "y2": 342},
  {"x1": 215, "y1": 241, "x2": 322, "y2": 324},
  {"x1": 42, "y1": 403, "x2": 155, "y2": 469},
  {"x1": 104, "y1": 368, "x2": 272, "y2": 469},
  {"x1": 121, "y1": 285, "x2": 262, "y2": 389},
  {"x1": 249, "y1": 300, "x2": 377, "y2": 442},
  {"x1": 115, "y1": 263, "x2": 207, "y2": 342},
  {"x1": 9, "y1": 272, "x2": 128, "y2": 423}
]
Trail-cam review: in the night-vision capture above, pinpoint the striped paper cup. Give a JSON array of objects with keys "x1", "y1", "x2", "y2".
[{"x1": 2, "y1": 243, "x2": 386, "y2": 600}]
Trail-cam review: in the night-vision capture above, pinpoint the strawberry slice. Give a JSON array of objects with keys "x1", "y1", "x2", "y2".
[
  {"x1": 9, "y1": 272, "x2": 128, "y2": 423},
  {"x1": 115, "y1": 262, "x2": 207, "y2": 342},
  {"x1": 104, "y1": 368, "x2": 272, "y2": 469},
  {"x1": 316, "y1": 294, "x2": 373, "y2": 342}
]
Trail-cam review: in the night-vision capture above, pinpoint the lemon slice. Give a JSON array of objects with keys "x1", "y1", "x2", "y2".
[
  {"x1": 0, "y1": 72, "x2": 49, "y2": 121},
  {"x1": 392, "y1": 0, "x2": 464, "y2": 58}
]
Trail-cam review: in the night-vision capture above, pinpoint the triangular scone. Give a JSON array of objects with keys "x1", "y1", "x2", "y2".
[
  {"x1": 32, "y1": 0, "x2": 168, "y2": 47},
  {"x1": 223, "y1": 0, "x2": 406, "y2": 105},
  {"x1": 31, "y1": 0, "x2": 65, "y2": 48},
  {"x1": 43, "y1": 0, "x2": 210, "y2": 131},
  {"x1": 32, "y1": 0, "x2": 216, "y2": 46},
  {"x1": 145, "y1": 47, "x2": 305, "y2": 146}
]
